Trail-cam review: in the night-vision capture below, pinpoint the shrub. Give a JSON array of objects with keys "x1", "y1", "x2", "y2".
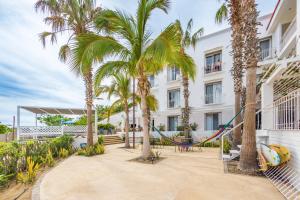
[
  {"x1": 24, "y1": 140, "x2": 48, "y2": 165},
  {"x1": 176, "y1": 126, "x2": 184, "y2": 131},
  {"x1": 17, "y1": 157, "x2": 39, "y2": 184},
  {"x1": 0, "y1": 124, "x2": 11, "y2": 134},
  {"x1": 43, "y1": 150, "x2": 55, "y2": 167},
  {"x1": 160, "y1": 138, "x2": 174, "y2": 146},
  {"x1": 0, "y1": 174, "x2": 11, "y2": 187},
  {"x1": 0, "y1": 142, "x2": 22, "y2": 175},
  {"x1": 223, "y1": 138, "x2": 231, "y2": 153},
  {"x1": 98, "y1": 123, "x2": 115, "y2": 130},
  {"x1": 49, "y1": 135, "x2": 74, "y2": 157},
  {"x1": 59, "y1": 148, "x2": 69, "y2": 158},
  {"x1": 97, "y1": 135, "x2": 104, "y2": 145},
  {"x1": 77, "y1": 144, "x2": 105, "y2": 157},
  {"x1": 175, "y1": 132, "x2": 185, "y2": 137},
  {"x1": 190, "y1": 123, "x2": 198, "y2": 131},
  {"x1": 158, "y1": 124, "x2": 165, "y2": 131}
]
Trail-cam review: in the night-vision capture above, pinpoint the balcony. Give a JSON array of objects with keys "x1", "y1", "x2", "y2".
[
  {"x1": 281, "y1": 17, "x2": 297, "y2": 51},
  {"x1": 204, "y1": 63, "x2": 222, "y2": 74}
]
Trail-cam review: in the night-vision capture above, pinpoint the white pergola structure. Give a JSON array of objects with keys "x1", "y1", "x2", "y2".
[
  {"x1": 261, "y1": 56, "x2": 300, "y2": 130},
  {"x1": 17, "y1": 106, "x2": 98, "y2": 140}
]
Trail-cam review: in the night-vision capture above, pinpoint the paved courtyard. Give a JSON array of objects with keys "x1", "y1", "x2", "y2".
[{"x1": 37, "y1": 144, "x2": 283, "y2": 200}]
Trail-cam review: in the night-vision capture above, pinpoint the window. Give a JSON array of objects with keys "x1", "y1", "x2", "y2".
[
  {"x1": 168, "y1": 89, "x2": 180, "y2": 108},
  {"x1": 168, "y1": 116, "x2": 179, "y2": 131},
  {"x1": 259, "y1": 39, "x2": 271, "y2": 60},
  {"x1": 205, "y1": 52, "x2": 222, "y2": 74},
  {"x1": 148, "y1": 75, "x2": 155, "y2": 87},
  {"x1": 205, "y1": 113, "x2": 221, "y2": 130},
  {"x1": 205, "y1": 82, "x2": 222, "y2": 104},
  {"x1": 168, "y1": 66, "x2": 180, "y2": 81}
]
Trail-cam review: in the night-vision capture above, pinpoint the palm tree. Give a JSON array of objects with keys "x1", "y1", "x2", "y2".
[
  {"x1": 35, "y1": 0, "x2": 101, "y2": 146},
  {"x1": 95, "y1": 73, "x2": 132, "y2": 148},
  {"x1": 177, "y1": 19, "x2": 203, "y2": 138},
  {"x1": 239, "y1": 0, "x2": 259, "y2": 171},
  {"x1": 215, "y1": 0, "x2": 243, "y2": 148},
  {"x1": 73, "y1": 0, "x2": 195, "y2": 159}
]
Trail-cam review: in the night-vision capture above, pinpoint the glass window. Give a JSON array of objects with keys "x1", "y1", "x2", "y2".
[
  {"x1": 168, "y1": 89, "x2": 180, "y2": 108},
  {"x1": 259, "y1": 39, "x2": 270, "y2": 60},
  {"x1": 205, "y1": 82, "x2": 222, "y2": 104},
  {"x1": 168, "y1": 116, "x2": 179, "y2": 131},
  {"x1": 168, "y1": 67, "x2": 180, "y2": 81},
  {"x1": 205, "y1": 113, "x2": 221, "y2": 130},
  {"x1": 205, "y1": 52, "x2": 222, "y2": 74}
]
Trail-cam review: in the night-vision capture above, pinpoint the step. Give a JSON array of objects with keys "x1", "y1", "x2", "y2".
[
  {"x1": 230, "y1": 150, "x2": 240, "y2": 155},
  {"x1": 223, "y1": 154, "x2": 231, "y2": 160}
]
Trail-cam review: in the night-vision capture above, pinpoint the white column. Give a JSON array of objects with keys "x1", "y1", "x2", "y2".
[
  {"x1": 17, "y1": 106, "x2": 20, "y2": 140},
  {"x1": 261, "y1": 82, "x2": 274, "y2": 130},
  {"x1": 297, "y1": 0, "x2": 300, "y2": 55}
]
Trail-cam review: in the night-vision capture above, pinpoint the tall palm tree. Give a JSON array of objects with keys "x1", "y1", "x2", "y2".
[
  {"x1": 73, "y1": 0, "x2": 195, "y2": 159},
  {"x1": 35, "y1": 0, "x2": 101, "y2": 146},
  {"x1": 239, "y1": 0, "x2": 259, "y2": 171},
  {"x1": 177, "y1": 19, "x2": 203, "y2": 138},
  {"x1": 95, "y1": 73, "x2": 132, "y2": 148},
  {"x1": 216, "y1": 0, "x2": 243, "y2": 148}
]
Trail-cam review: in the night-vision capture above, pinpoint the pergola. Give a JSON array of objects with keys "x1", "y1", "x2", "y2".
[{"x1": 17, "y1": 106, "x2": 97, "y2": 140}]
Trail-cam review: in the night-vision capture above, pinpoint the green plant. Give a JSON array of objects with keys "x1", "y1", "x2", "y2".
[
  {"x1": 158, "y1": 124, "x2": 166, "y2": 131},
  {"x1": 176, "y1": 126, "x2": 184, "y2": 131},
  {"x1": 17, "y1": 157, "x2": 39, "y2": 184},
  {"x1": 43, "y1": 150, "x2": 55, "y2": 167},
  {"x1": 98, "y1": 123, "x2": 115, "y2": 130},
  {"x1": 97, "y1": 135, "x2": 104, "y2": 145},
  {"x1": 0, "y1": 174, "x2": 12, "y2": 187},
  {"x1": 0, "y1": 142, "x2": 22, "y2": 175},
  {"x1": 175, "y1": 132, "x2": 185, "y2": 137},
  {"x1": 190, "y1": 123, "x2": 198, "y2": 131},
  {"x1": 160, "y1": 138, "x2": 174, "y2": 146},
  {"x1": 77, "y1": 144, "x2": 105, "y2": 157},
  {"x1": 223, "y1": 138, "x2": 231, "y2": 153},
  {"x1": 49, "y1": 135, "x2": 74, "y2": 158},
  {"x1": 59, "y1": 148, "x2": 69, "y2": 158},
  {"x1": 0, "y1": 123, "x2": 11, "y2": 134}
]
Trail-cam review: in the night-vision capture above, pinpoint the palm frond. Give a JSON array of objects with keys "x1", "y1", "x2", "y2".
[
  {"x1": 215, "y1": 3, "x2": 228, "y2": 24},
  {"x1": 44, "y1": 15, "x2": 66, "y2": 32},
  {"x1": 59, "y1": 44, "x2": 71, "y2": 62},
  {"x1": 191, "y1": 27, "x2": 204, "y2": 49},
  {"x1": 38, "y1": 31, "x2": 56, "y2": 47}
]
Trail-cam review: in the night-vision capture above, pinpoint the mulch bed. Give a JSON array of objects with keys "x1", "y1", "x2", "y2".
[
  {"x1": 224, "y1": 160, "x2": 264, "y2": 176},
  {"x1": 128, "y1": 156, "x2": 166, "y2": 164}
]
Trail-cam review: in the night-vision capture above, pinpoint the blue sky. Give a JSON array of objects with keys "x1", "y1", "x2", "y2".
[{"x1": 0, "y1": 0, "x2": 277, "y2": 126}]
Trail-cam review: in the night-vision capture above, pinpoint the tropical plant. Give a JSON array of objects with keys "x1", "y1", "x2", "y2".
[
  {"x1": 177, "y1": 19, "x2": 203, "y2": 138},
  {"x1": 158, "y1": 124, "x2": 166, "y2": 131},
  {"x1": 97, "y1": 135, "x2": 104, "y2": 145},
  {"x1": 73, "y1": 0, "x2": 195, "y2": 158},
  {"x1": 35, "y1": 0, "x2": 101, "y2": 146},
  {"x1": 17, "y1": 157, "x2": 39, "y2": 184},
  {"x1": 96, "y1": 73, "x2": 132, "y2": 148},
  {"x1": 0, "y1": 123, "x2": 11, "y2": 134},
  {"x1": 77, "y1": 144, "x2": 105, "y2": 156},
  {"x1": 239, "y1": 0, "x2": 259, "y2": 171},
  {"x1": 43, "y1": 149, "x2": 55, "y2": 167},
  {"x1": 190, "y1": 122, "x2": 198, "y2": 131},
  {"x1": 216, "y1": 0, "x2": 244, "y2": 148},
  {"x1": 59, "y1": 148, "x2": 69, "y2": 158},
  {"x1": 49, "y1": 135, "x2": 74, "y2": 158}
]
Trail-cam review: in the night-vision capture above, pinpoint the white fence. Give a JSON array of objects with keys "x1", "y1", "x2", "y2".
[
  {"x1": 273, "y1": 89, "x2": 300, "y2": 130},
  {"x1": 19, "y1": 125, "x2": 89, "y2": 138}
]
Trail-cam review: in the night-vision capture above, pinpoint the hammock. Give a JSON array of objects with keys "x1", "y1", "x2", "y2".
[{"x1": 151, "y1": 108, "x2": 244, "y2": 147}]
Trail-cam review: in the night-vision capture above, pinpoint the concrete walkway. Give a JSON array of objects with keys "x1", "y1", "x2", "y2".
[{"x1": 38, "y1": 145, "x2": 283, "y2": 200}]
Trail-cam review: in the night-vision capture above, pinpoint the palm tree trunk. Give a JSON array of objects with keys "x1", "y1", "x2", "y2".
[
  {"x1": 139, "y1": 76, "x2": 151, "y2": 159},
  {"x1": 182, "y1": 74, "x2": 190, "y2": 138},
  {"x1": 233, "y1": 92, "x2": 242, "y2": 147},
  {"x1": 239, "y1": 0, "x2": 259, "y2": 172},
  {"x1": 85, "y1": 70, "x2": 94, "y2": 146},
  {"x1": 124, "y1": 101, "x2": 130, "y2": 148},
  {"x1": 230, "y1": 0, "x2": 243, "y2": 149},
  {"x1": 132, "y1": 78, "x2": 136, "y2": 148}
]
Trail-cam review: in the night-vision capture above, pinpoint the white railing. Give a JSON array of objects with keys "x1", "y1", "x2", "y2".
[
  {"x1": 273, "y1": 89, "x2": 300, "y2": 130},
  {"x1": 221, "y1": 110, "x2": 261, "y2": 160},
  {"x1": 204, "y1": 63, "x2": 222, "y2": 74},
  {"x1": 281, "y1": 17, "x2": 297, "y2": 51},
  {"x1": 19, "y1": 125, "x2": 89, "y2": 138}
]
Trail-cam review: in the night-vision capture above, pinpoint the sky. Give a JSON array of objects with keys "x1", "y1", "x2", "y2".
[{"x1": 0, "y1": 0, "x2": 277, "y2": 126}]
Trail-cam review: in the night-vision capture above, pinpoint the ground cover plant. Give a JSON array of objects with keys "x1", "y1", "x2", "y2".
[
  {"x1": 0, "y1": 135, "x2": 74, "y2": 187},
  {"x1": 77, "y1": 136, "x2": 105, "y2": 157}
]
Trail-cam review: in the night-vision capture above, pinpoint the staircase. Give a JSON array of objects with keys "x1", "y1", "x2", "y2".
[{"x1": 103, "y1": 135, "x2": 124, "y2": 145}]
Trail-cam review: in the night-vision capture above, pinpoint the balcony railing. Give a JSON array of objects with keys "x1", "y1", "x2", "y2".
[
  {"x1": 281, "y1": 17, "x2": 297, "y2": 51},
  {"x1": 205, "y1": 94, "x2": 222, "y2": 104},
  {"x1": 273, "y1": 89, "x2": 300, "y2": 130},
  {"x1": 204, "y1": 63, "x2": 222, "y2": 74}
]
